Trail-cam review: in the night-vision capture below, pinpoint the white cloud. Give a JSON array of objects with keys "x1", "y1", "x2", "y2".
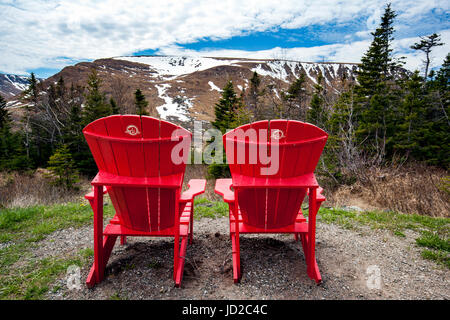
[
  {"x1": 0, "y1": 0, "x2": 448, "y2": 75},
  {"x1": 156, "y1": 29, "x2": 450, "y2": 72}
]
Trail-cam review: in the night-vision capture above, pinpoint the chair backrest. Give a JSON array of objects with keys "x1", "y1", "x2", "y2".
[
  {"x1": 224, "y1": 120, "x2": 327, "y2": 229},
  {"x1": 83, "y1": 115, "x2": 191, "y2": 232}
]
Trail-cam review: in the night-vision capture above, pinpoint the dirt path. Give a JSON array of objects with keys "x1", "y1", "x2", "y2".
[{"x1": 44, "y1": 217, "x2": 449, "y2": 300}]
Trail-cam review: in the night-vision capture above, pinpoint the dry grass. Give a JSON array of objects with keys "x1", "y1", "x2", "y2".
[
  {"x1": 2, "y1": 163, "x2": 448, "y2": 218},
  {"x1": 325, "y1": 164, "x2": 450, "y2": 217},
  {"x1": 0, "y1": 169, "x2": 91, "y2": 209}
]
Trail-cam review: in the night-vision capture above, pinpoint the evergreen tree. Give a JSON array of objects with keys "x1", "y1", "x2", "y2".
[
  {"x1": 22, "y1": 72, "x2": 40, "y2": 165},
  {"x1": 356, "y1": 3, "x2": 400, "y2": 94},
  {"x1": 411, "y1": 33, "x2": 444, "y2": 80},
  {"x1": 0, "y1": 94, "x2": 12, "y2": 168},
  {"x1": 110, "y1": 97, "x2": 120, "y2": 114},
  {"x1": 134, "y1": 89, "x2": 149, "y2": 116},
  {"x1": 24, "y1": 72, "x2": 39, "y2": 105},
  {"x1": 247, "y1": 71, "x2": 264, "y2": 119},
  {"x1": 81, "y1": 69, "x2": 112, "y2": 126},
  {"x1": 212, "y1": 80, "x2": 241, "y2": 133},
  {"x1": 354, "y1": 3, "x2": 403, "y2": 160},
  {"x1": 307, "y1": 71, "x2": 328, "y2": 128},
  {"x1": 209, "y1": 80, "x2": 245, "y2": 178},
  {"x1": 419, "y1": 53, "x2": 450, "y2": 167},
  {"x1": 394, "y1": 71, "x2": 426, "y2": 157},
  {"x1": 0, "y1": 94, "x2": 30, "y2": 170},
  {"x1": 46, "y1": 144, "x2": 79, "y2": 189},
  {"x1": 281, "y1": 72, "x2": 308, "y2": 119},
  {"x1": 78, "y1": 70, "x2": 112, "y2": 175},
  {"x1": 0, "y1": 94, "x2": 9, "y2": 129}
]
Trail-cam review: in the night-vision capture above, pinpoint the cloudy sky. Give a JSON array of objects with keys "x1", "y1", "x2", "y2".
[{"x1": 1, "y1": 0, "x2": 449, "y2": 78}]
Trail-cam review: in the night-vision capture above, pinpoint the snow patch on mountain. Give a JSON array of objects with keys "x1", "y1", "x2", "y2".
[
  {"x1": 115, "y1": 56, "x2": 238, "y2": 79},
  {"x1": 0, "y1": 73, "x2": 32, "y2": 98},
  {"x1": 155, "y1": 83, "x2": 191, "y2": 122},
  {"x1": 208, "y1": 81, "x2": 222, "y2": 92}
]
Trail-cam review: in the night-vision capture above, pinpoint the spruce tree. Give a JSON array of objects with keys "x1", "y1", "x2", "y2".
[
  {"x1": 212, "y1": 80, "x2": 240, "y2": 133},
  {"x1": 0, "y1": 94, "x2": 30, "y2": 170},
  {"x1": 209, "y1": 80, "x2": 244, "y2": 178},
  {"x1": 0, "y1": 94, "x2": 11, "y2": 168},
  {"x1": 419, "y1": 53, "x2": 450, "y2": 167},
  {"x1": 281, "y1": 73, "x2": 307, "y2": 119},
  {"x1": 354, "y1": 3, "x2": 403, "y2": 160},
  {"x1": 0, "y1": 94, "x2": 9, "y2": 129},
  {"x1": 110, "y1": 97, "x2": 120, "y2": 114},
  {"x1": 134, "y1": 89, "x2": 149, "y2": 116},
  {"x1": 356, "y1": 3, "x2": 400, "y2": 94},
  {"x1": 394, "y1": 71, "x2": 425, "y2": 157},
  {"x1": 22, "y1": 72, "x2": 41, "y2": 166},
  {"x1": 78, "y1": 70, "x2": 111, "y2": 175},
  {"x1": 81, "y1": 69, "x2": 112, "y2": 126},
  {"x1": 247, "y1": 71, "x2": 264, "y2": 119},
  {"x1": 307, "y1": 71, "x2": 328, "y2": 128},
  {"x1": 411, "y1": 33, "x2": 444, "y2": 80},
  {"x1": 47, "y1": 144, "x2": 79, "y2": 189}
]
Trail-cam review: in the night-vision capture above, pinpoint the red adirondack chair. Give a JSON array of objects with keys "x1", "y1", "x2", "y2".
[
  {"x1": 215, "y1": 120, "x2": 327, "y2": 283},
  {"x1": 83, "y1": 115, "x2": 206, "y2": 288}
]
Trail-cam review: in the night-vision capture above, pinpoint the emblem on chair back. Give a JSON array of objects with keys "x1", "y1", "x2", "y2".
[
  {"x1": 270, "y1": 129, "x2": 284, "y2": 140},
  {"x1": 125, "y1": 125, "x2": 140, "y2": 136}
]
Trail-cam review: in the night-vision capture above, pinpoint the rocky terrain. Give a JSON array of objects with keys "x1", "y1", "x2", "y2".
[{"x1": 45, "y1": 216, "x2": 449, "y2": 300}]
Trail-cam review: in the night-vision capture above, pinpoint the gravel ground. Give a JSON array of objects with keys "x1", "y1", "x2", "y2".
[{"x1": 44, "y1": 216, "x2": 449, "y2": 300}]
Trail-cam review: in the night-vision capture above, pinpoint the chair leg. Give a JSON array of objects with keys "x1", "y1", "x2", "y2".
[
  {"x1": 305, "y1": 188, "x2": 321, "y2": 283},
  {"x1": 173, "y1": 232, "x2": 180, "y2": 282},
  {"x1": 120, "y1": 236, "x2": 127, "y2": 245},
  {"x1": 231, "y1": 232, "x2": 241, "y2": 283},
  {"x1": 231, "y1": 209, "x2": 242, "y2": 283},
  {"x1": 86, "y1": 234, "x2": 118, "y2": 288},
  {"x1": 86, "y1": 186, "x2": 121, "y2": 288},
  {"x1": 175, "y1": 235, "x2": 188, "y2": 287},
  {"x1": 189, "y1": 202, "x2": 194, "y2": 245}
]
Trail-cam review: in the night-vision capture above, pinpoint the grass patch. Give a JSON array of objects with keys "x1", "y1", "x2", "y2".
[
  {"x1": 193, "y1": 198, "x2": 228, "y2": 219},
  {"x1": 415, "y1": 231, "x2": 450, "y2": 267},
  {"x1": 109, "y1": 292, "x2": 126, "y2": 300},
  {"x1": 0, "y1": 200, "x2": 115, "y2": 299},
  {"x1": 0, "y1": 251, "x2": 92, "y2": 299},
  {"x1": 316, "y1": 207, "x2": 450, "y2": 268},
  {"x1": 421, "y1": 249, "x2": 450, "y2": 268},
  {"x1": 317, "y1": 207, "x2": 449, "y2": 235},
  {"x1": 0, "y1": 202, "x2": 115, "y2": 243}
]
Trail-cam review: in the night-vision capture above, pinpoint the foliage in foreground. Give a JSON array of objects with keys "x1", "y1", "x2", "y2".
[{"x1": 0, "y1": 202, "x2": 114, "y2": 299}]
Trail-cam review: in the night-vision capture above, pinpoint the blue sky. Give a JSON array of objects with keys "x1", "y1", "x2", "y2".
[{"x1": 1, "y1": 0, "x2": 449, "y2": 79}]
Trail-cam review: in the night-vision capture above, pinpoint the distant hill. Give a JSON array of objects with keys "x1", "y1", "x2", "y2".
[
  {"x1": 7, "y1": 56, "x2": 360, "y2": 124},
  {"x1": 0, "y1": 73, "x2": 31, "y2": 99}
]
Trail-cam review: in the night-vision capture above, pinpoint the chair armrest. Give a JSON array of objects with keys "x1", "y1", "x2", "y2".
[
  {"x1": 214, "y1": 179, "x2": 235, "y2": 203},
  {"x1": 84, "y1": 186, "x2": 108, "y2": 200},
  {"x1": 307, "y1": 186, "x2": 326, "y2": 202},
  {"x1": 180, "y1": 179, "x2": 207, "y2": 202}
]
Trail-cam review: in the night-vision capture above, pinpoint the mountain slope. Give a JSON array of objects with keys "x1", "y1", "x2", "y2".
[
  {"x1": 0, "y1": 73, "x2": 30, "y2": 99},
  {"x1": 40, "y1": 56, "x2": 359, "y2": 123}
]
